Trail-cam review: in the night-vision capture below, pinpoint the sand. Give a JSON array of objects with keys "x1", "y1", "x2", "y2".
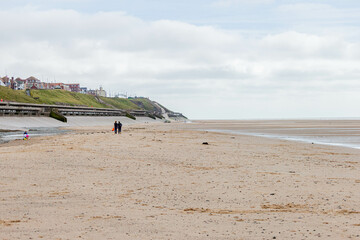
[{"x1": 1, "y1": 122, "x2": 360, "y2": 239}]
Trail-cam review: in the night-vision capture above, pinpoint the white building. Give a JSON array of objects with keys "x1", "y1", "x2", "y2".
[
  {"x1": 95, "y1": 86, "x2": 106, "y2": 97},
  {"x1": 15, "y1": 79, "x2": 26, "y2": 90}
]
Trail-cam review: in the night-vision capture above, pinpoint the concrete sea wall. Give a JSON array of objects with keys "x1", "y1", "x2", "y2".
[{"x1": 0, "y1": 116, "x2": 162, "y2": 130}]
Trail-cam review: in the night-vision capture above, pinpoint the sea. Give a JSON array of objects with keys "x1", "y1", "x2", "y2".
[
  {"x1": 189, "y1": 119, "x2": 360, "y2": 150},
  {"x1": 0, "y1": 127, "x2": 69, "y2": 144},
  {"x1": 208, "y1": 128, "x2": 360, "y2": 149}
]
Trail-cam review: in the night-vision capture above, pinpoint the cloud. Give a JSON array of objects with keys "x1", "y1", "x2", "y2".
[
  {"x1": 0, "y1": 7, "x2": 360, "y2": 118},
  {"x1": 259, "y1": 31, "x2": 360, "y2": 59}
]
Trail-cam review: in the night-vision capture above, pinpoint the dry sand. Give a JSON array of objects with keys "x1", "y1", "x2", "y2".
[{"x1": 1, "y1": 122, "x2": 360, "y2": 239}]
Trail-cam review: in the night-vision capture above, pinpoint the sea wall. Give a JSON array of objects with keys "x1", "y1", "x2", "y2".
[{"x1": 0, "y1": 116, "x2": 162, "y2": 130}]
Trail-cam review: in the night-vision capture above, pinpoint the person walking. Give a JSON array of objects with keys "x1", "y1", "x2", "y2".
[
  {"x1": 118, "y1": 121, "x2": 122, "y2": 134},
  {"x1": 114, "y1": 121, "x2": 118, "y2": 134}
]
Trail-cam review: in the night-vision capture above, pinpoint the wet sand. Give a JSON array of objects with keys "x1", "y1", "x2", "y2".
[
  {"x1": 1, "y1": 122, "x2": 360, "y2": 239},
  {"x1": 185, "y1": 119, "x2": 360, "y2": 149}
]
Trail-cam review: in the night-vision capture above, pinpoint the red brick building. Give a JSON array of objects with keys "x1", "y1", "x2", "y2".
[{"x1": 65, "y1": 83, "x2": 80, "y2": 92}]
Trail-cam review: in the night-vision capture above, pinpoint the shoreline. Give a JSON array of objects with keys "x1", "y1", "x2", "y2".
[
  {"x1": 0, "y1": 127, "x2": 70, "y2": 145},
  {"x1": 3, "y1": 117, "x2": 360, "y2": 150},
  {"x1": 2, "y1": 121, "x2": 360, "y2": 153},
  {"x1": 0, "y1": 115, "x2": 164, "y2": 144},
  {"x1": 182, "y1": 119, "x2": 360, "y2": 151},
  {"x1": 205, "y1": 129, "x2": 360, "y2": 150},
  {"x1": 2, "y1": 126, "x2": 360, "y2": 151}
]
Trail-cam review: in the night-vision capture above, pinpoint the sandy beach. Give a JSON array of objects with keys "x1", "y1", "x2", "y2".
[{"x1": 1, "y1": 121, "x2": 360, "y2": 239}]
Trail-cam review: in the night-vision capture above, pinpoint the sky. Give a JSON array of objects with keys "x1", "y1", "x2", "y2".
[{"x1": 1, "y1": 0, "x2": 360, "y2": 119}]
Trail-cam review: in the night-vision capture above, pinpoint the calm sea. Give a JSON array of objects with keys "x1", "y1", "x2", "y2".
[{"x1": 0, "y1": 128, "x2": 68, "y2": 144}]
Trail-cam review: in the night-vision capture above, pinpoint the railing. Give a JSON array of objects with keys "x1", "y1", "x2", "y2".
[
  {"x1": 57, "y1": 108, "x2": 125, "y2": 116},
  {"x1": 0, "y1": 106, "x2": 45, "y2": 116}
]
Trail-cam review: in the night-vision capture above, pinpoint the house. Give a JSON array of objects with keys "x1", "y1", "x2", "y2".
[
  {"x1": 48, "y1": 83, "x2": 61, "y2": 89},
  {"x1": 16, "y1": 81, "x2": 25, "y2": 90},
  {"x1": 47, "y1": 83, "x2": 70, "y2": 91},
  {"x1": 25, "y1": 76, "x2": 41, "y2": 89},
  {"x1": 87, "y1": 87, "x2": 106, "y2": 97},
  {"x1": 1, "y1": 75, "x2": 100, "y2": 99},
  {"x1": 95, "y1": 86, "x2": 106, "y2": 97},
  {"x1": 40, "y1": 82, "x2": 51, "y2": 90},
  {"x1": 10, "y1": 78, "x2": 17, "y2": 90},
  {"x1": 87, "y1": 89, "x2": 96, "y2": 96},
  {"x1": 15, "y1": 78, "x2": 26, "y2": 90},
  {"x1": 65, "y1": 83, "x2": 80, "y2": 92},
  {"x1": 80, "y1": 87, "x2": 87, "y2": 94},
  {"x1": 0, "y1": 76, "x2": 11, "y2": 87},
  {"x1": 63, "y1": 84, "x2": 71, "y2": 91}
]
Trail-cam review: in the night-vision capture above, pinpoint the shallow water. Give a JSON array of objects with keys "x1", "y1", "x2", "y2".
[
  {"x1": 208, "y1": 128, "x2": 360, "y2": 149},
  {"x1": 0, "y1": 127, "x2": 69, "y2": 144},
  {"x1": 187, "y1": 119, "x2": 360, "y2": 150}
]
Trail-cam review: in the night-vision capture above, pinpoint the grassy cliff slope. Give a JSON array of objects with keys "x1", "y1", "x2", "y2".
[
  {"x1": 30, "y1": 90, "x2": 108, "y2": 108},
  {"x1": 0, "y1": 87, "x2": 163, "y2": 112},
  {"x1": 0, "y1": 86, "x2": 38, "y2": 103},
  {"x1": 99, "y1": 97, "x2": 141, "y2": 110},
  {"x1": 129, "y1": 97, "x2": 162, "y2": 112}
]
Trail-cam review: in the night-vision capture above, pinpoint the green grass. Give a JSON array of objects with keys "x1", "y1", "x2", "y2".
[
  {"x1": 0, "y1": 87, "x2": 165, "y2": 113},
  {"x1": 30, "y1": 90, "x2": 109, "y2": 108},
  {"x1": 99, "y1": 97, "x2": 141, "y2": 110},
  {"x1": 129, "y1": 98, "x2": 161, "y2": 112},
  {"x1": 0, "y1": 86, "x2": 38, "y2": 103}
]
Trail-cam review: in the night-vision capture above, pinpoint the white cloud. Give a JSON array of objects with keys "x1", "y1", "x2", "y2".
[{"x1": 1, "y1": 8, "x2": 360, "y2": 118}]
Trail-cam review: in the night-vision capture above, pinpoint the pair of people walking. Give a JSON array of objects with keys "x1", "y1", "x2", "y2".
[{"x1": 113, "y1": 121, "x2": 122, "y2": 134}]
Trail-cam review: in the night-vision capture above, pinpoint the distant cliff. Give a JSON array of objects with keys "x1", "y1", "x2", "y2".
[{"x1": 0, "y1": 86, "x2": 186, "y2": 119}]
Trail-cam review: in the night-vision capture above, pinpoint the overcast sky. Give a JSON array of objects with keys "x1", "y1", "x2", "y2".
[{"x1": 1, "y1": 0, "x2": 360, "y2": 119}]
